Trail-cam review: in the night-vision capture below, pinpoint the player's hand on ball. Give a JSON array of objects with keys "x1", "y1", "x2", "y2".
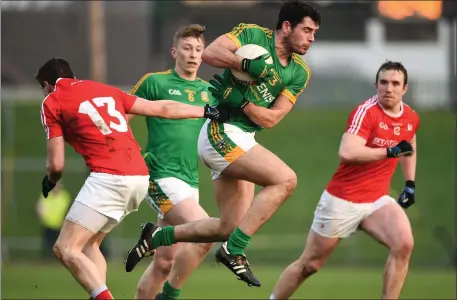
[
  {"x1": 41, "y1": 175, "x2": 56, "y2": 198},
  {"x1": 209, "y1": 74, "x2": 250, "y2": 109},
  {"x1": 203, "y1": 104, "x2": 232, "y2": 122},
  {"x1": 241, "y1": 54, "x2": 273, "y2": 83},
  {"x1": 397, "y1": 180, "x2": 415, "y2": 209},
  {"x1": 386, "y1": 140, "x2": 414, "y2": 158}
]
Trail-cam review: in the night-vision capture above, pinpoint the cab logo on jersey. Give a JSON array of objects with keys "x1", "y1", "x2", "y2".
[
  {"x1": 373, "y1": 137, "x2": 398, "y2": 147},
  {"x1": 379, "y1": 122, "x2": 388, "y2": 130},
  {"x1": 169, "y1": 89, "x2": 182, "y2": 96},
  {"x1": 201, "y1": 91, "x2": 209, "y2": 102}
]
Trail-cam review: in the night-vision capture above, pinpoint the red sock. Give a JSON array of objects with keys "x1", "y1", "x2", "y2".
[{"x1": 94, "y1": 289, "x2": 113, "y2": 300}]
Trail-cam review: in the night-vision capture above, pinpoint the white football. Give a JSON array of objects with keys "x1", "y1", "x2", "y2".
[{"x1": 231, "y1": 44, "x2": 273, "y2": 85}]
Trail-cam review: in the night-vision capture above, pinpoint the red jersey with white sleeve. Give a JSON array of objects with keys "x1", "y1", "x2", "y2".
[
  {"x1": 326, "y1": 95, "x2": 420, "y2": 203},
  {"x1": 40, "y1": 78, "x2": 148, "y2": 176}
]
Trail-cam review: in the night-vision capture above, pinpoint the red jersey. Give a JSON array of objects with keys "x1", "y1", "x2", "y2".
[
  {"x1": 326, "y1": 95, "x2": 420, "y2": 203},
  {"x1": 40, "y1": 78, "x2": 148, "y2": 176}
]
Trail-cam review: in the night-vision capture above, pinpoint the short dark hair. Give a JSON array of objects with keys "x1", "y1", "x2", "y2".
[
  {"x1": 276, "y1": 0, "x2": 321, "y2": 30},
  {"x1": 173, "y1": 24, "x2": 206, "y2": 46},
  {"x1": 375, "y1": 61, "x2": 408, "y2": 86},
  {"x1": 35, "y1": 57, "x2": 75, "y2": 88}
]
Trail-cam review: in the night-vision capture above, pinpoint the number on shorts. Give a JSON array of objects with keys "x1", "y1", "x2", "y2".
[{"x1": 78, "y1": 97, "x2": 128, "y2": 135}]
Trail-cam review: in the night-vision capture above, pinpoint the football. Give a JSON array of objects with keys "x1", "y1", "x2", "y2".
[{"x1": 231, "y1": 44, "x2": 273, "y2": 86}]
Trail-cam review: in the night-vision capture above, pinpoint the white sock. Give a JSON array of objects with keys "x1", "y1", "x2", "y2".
[
  {"x1": 90, "y1": 284, "x2": 108, "y2": 299},
  {"x1": 270, "y1": 294, "x2": 276, "y2": 300}
]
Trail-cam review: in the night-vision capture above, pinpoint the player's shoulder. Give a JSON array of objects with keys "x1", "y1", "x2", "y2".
[
  {"x1": 139, "y1": 69, "x2": 173, "y2": 83},
  {"x1": 291, "y1": 53, "x2": 311, "y2": 78},
  {"x1": 402, "y1": 102, "x2": 419, "y2": 118},
  {"x1": 131, "y1": 69, "x2": 173, "y2": 94},
  {"x1": 232, "y1": 23, "x2": 273, "y2": 37}
]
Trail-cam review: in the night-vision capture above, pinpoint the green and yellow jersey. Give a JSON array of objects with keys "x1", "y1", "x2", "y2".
[
  {"x1": 222, "y1": 23, "x2": 311, "y2": 132},
  {"x1": 131, "y1": 68, "x2": 216, "y2": 188}
]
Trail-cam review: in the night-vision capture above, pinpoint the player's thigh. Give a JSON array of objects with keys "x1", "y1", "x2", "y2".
[
  {"x1": 165, "y1": 198, "x2": 209, "y2": 225},
  {"x1": 311, "y1": 190, "x2": 367, "y2": 239},
  {"x1": 144, "y1": 177, "x2": 199, "y2": 220},
  {"x1": 214, "y1": 177, "x2": 255, "y2": 232},
  {"x1": 223, "y1": 144, "x2": 297, "y2": 187},
  {"x1": 54, "y1": 217, "x2": 97, "y2": 257},
  {"x1": 360, "y1": 197, "x2": 413, "y2": 250}
]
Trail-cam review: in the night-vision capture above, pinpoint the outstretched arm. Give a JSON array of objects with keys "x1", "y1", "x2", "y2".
[{"x1": 129, "y1": 97, "x2": 205, "y2": 119}]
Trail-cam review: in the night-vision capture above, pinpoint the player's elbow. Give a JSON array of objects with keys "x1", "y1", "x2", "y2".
[
  {"x1": 202, "y1": 47, "x2": 215, "y2": 64},
  {"x1": 262, "y1": 119, "x2": 276, "y2": 129},
  {"x1": 338, "y1": 148, "x2": 355, "y2": 164}
]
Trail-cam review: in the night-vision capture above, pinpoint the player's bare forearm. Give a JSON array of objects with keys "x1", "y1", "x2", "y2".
[
  {"x1": 156, "y1": 100, "x2": 204, "y2": 119},
  {"x1": 202, "y1": 35, "x2": 243, "y2": 70},
  {"x1": 339, "y1": 133, "x2": 387, "y2": 164},
  {"x1": 129, "y1": 98, "x2": 203, "y2": 119},
  {"x1": 400, "y1": 135, "x2": 416, "y2": 181},
  {"x1": 242, "y1": 103, "x2": 282, "y2": 128},
  {"x1": 46, "y1": 136, "x2": 65, "y2": 184},
  {"x1": 242, "y1": 95, "x2": 293, "y2": 128}
]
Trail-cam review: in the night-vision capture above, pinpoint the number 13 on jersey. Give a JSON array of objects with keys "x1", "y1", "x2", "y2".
[{"x1": 78, "y1": 97, "x2": 128, "y2": 135}]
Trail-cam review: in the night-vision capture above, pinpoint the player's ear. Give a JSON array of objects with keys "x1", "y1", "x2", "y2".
[
  {"x1": 402, "y1": 83, "x2": 408, "y2": 95},
  {"x1": 171, "y1": 47, "x2": 177, "y2": 59}
]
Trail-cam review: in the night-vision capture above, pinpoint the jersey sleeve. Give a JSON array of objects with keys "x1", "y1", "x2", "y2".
[
  {"x1": 41, "y1": 95, "x2": 63, "y2": 140},
  {"x1": 225, "y1": 23, "x2": 270, "y2": 49},
  {"x1": 280, "y1": 56, "x2": 311, "y2": 104},
  {"x1": 119, "y1": 90, "x2": 137, "y2": 113},
  {"x1": 345, "y1": 104, "x2": 374, "y2": 140},
  {"x1": 130, "y1": 73, "x2": 157, "y2": 100}
]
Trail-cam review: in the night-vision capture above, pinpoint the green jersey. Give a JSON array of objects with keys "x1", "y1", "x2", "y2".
[
  {"x1": 131, "y1": 68, "x2": 215, "y2": 188},
  {"x1": 223, "y1": 23, "x2": 311, "y2": 132}
]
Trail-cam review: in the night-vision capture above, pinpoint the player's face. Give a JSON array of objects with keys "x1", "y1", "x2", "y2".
[
  {"x1": 376, "y1": 70, "x2": 408, "y2": 108},
  {"x1": 172, "y1": 37, "x2": 204, "y2": 74},
  {"x1": 285, "y1": 17, "x2": 318, "y2": 55}
]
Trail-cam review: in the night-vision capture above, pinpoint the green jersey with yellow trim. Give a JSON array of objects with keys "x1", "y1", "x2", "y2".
[
  {"x1": 223, "y1": 23, "x2": 311, "y2": 132},
  {"x1": 131, "y1": 68, "x2": 215, "y2": 188}
]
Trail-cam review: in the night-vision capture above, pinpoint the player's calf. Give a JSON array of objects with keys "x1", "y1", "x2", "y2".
[
  {"x1": 270, "y1": 229, "x2": 339, "y2": 299},
  {"x1": 135, "y1": 245, "x2": 177, "y2": 299}
]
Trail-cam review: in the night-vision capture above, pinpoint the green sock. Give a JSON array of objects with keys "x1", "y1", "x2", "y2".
[
  {"x1": 151, "y1": 226, "x2": 176, "y2": 249},
  {"x1": 226, "y1": 227, "x2": 251, "y2": 255},
  {"x1": 161, "y1": 281, "x2": 181, "y2": 300}
]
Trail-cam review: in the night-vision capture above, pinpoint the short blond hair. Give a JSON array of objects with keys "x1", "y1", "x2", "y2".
[{"x1": 173, "y1": 24, "x2": 206, "y2": 46}]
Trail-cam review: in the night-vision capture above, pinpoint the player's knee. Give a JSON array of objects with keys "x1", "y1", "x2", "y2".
[
  {"x1": 391, "y1": 235, "x2": 414, "y2": 259},
  {"x1": 53, "y1": 241, "x2": 74, "y2": 264},
  {"x1": 153, "y1": 256, "x2": 174, "y2": 279},
  {"x1": 281, "y1": 169, "x2": 297, "y2": 197},
  {"x1": 301, "y1": 259, "x2": 323, "y2": 276}
]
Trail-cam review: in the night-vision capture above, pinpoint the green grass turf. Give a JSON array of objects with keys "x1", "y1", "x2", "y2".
[{"x1": 2, "y1": 262, "x2": 455, "y2": 299}]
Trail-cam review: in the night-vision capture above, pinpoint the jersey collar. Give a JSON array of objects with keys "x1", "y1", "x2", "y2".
[{"x1": 377, "y1": 100, "x2": 404, "y2": 118}]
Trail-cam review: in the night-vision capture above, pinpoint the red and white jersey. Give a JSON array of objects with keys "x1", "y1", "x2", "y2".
[
  {"x1": 40, "y1": 78, "x2": 148, "y2": 176},
  {"x1": 326, "y1": 95, "x2": 420, "y2": 203}
]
